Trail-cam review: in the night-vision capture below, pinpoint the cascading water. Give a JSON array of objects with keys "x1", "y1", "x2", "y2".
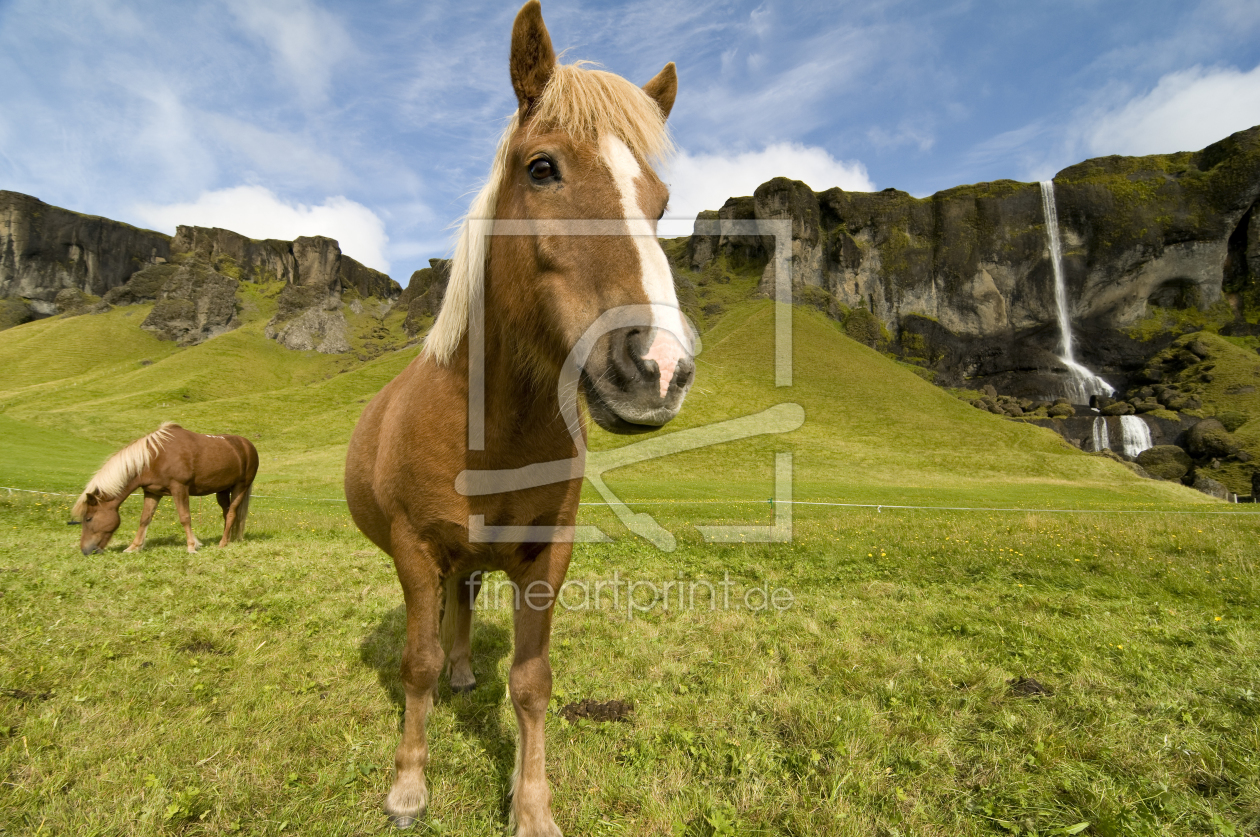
[
  {"x1": 1118, "y1": 415, "x2": 1153, "y2": 458},
  {"x1": 1040, "y1": 181, "x2": 1114, "y2": 403},
  {"x1": 1090, "y1": 415, "x2": 1154, "y2": 458},
  {"x1": 1091, "y1": 417, "x2": 1110, "y2": 453}
]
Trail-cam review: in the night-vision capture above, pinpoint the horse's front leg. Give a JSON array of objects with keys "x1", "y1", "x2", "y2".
[
  {"x1": 124, "y1": 492, "x2": 161, "y2": 553},
  {"x1": 170, "y1": 484, "x2": 201, "y2": 553},
  {"x1": 385, "y1": 534, "x2": 445, "y2": 827},
  {"x1": 441, "y1": 572, "x2": 482, "y2": 693},
  {"x1": 508, "y1": 545, "x2": 570, "y2": 837}
]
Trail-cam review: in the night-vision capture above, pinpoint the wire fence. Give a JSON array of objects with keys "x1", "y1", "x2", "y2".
[{"x1": 6, "y1": 484, "x2": 1259, "y2": 516}]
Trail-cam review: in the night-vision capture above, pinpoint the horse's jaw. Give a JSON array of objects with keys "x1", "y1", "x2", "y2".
[{"x1": 580, "y1": 370, "x2": 689, "y2": 435}]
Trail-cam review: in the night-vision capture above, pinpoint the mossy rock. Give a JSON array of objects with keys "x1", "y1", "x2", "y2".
[
  {"x1": 1136, "y1": 446, "x2": 1193, "y2": 481},
  {"x1": 104, "y1": 262, "x2": 180, "y2": 305},
  {"x1": 1217, "y1": 410, "x2": 1249, "y2": 433},
  {"x1": 0, "y1": 299, "x2": 33, "y2": 331},
  {"x1": 1191, "y1": 474, "x2": 1231, "y2": 500},
  {"x1": 795, "y1": 285, "x2": 844, "y2": 320},
  {"x1": 1185, "y1": 418, "x2": 1241, "y2": 459},
  {"x1": 273, "y1": 284, "x2": 326, "y2": 324},
  {"x1": 54, "y1": 287, "x2": 92, "y2": 314},
  {"x1": 843, "y1": 307, "x2": 887, "y2": 348},
  {"x1": 1047, "y1": 403, "x2": 1075, "y2": 418}
]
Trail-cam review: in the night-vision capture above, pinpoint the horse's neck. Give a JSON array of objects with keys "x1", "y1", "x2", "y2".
[
  {"x1": 102, "y1": 483, "x2": 136, "y2": 510},
  {"x1": 459, "y1": 320, "x2": 577, "y2": 464}
]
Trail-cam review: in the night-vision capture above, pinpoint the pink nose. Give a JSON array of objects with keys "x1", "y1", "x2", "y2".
[{"x1": 644, "y1": 330, "x2": 686, "y2": 398}]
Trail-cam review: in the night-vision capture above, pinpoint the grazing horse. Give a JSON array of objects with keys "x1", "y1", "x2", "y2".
[
  {"x1": 344, "y1": 2, "x2": 693, "y2": 833},
  {"x1": 72, "y1": 422, "x2": 258, "y2": 555}
]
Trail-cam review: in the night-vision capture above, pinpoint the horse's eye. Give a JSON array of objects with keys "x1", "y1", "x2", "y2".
[{"x1": 529, "y1": 158, "x2": 555, "y2": 181}]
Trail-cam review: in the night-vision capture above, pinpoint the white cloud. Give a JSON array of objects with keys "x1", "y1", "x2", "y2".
[
  {"x1": 134, "y1": 186, "x2": 391, "y2": 274},
  {"x1": 1084, "y1": 63, "x2": 1260, "y2": 157},
  {"x1": 225, "y1": 0, "x2": 354, "y2": 106},
  {"x1": 664, "y1": 143, "x2": 874, "y2": 223}
]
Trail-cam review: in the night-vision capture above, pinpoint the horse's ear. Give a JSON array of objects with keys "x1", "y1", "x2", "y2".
[
  {"x1": 85, "y1": 492, "x2": 99, "y2": 507},
  {"x1": 510, "y1": 0, "x2": 556, "y2": 114},
  {"x1": 643, "y1": 62, "x2": 677, "y2": 121}
]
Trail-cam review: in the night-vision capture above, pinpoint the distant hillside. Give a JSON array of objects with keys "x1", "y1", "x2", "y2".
[{"x1": 0, "y1": 284, "x2": 1209, "y2": 508}]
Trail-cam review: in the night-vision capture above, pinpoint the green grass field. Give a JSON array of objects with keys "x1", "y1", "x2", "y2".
[{"x1": 2, "y1": 298, "x2": 1258, "y2": 835}]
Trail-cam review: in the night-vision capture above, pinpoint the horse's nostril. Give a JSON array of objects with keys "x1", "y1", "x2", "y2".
[{"x1": 674, "y1": 361, "x2": 694, "y2": 389}]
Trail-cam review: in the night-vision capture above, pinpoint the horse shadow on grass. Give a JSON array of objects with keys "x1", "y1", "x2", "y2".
[
  {"x1": 358, "y1": 604, "x2": 517, "y2": 817},
  {"x1": 106, "y1": 530, "x2": 281, "y2": 551}
]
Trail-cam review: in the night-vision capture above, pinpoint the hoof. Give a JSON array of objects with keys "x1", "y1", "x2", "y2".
[
  {"x1": 450, "y1": 679, "x2": 477, "y2": 694},
  {"x1": 123, "y1": 546, "x2": 140, "y2": 553},
  {"x1": 384, "y1": 777, "x2": 427, "y2": 830}
]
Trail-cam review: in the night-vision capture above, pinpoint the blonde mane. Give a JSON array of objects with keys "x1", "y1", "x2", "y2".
[
  {"x1": 423, "y1": 61, "x2": 675, "y2": 365},
  {"x1": 73, "y1": 423, "x2": 177, "y2": 516}
]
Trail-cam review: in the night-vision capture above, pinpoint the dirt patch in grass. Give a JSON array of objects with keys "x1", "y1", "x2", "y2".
[
  {"x1": 1007, "y1": 676, "x2": 1054, "y2": 698},
  {"x1": 560, "y1": 698, "x2": 633, "y2": 723}
]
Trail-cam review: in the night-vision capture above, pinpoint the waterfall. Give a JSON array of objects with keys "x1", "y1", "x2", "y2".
[
  {"x1": 1090, "y1": 415, "x2": 1153, "y2": 458},
  {"x1": 1118, "y1": 415, "x2": 1153, "y2": 458},
  {"x1": 1040, "y1": 181, "x2": 1113, "y2": 403},
  {"x1": 1091, "y1": 417, "x2": 1110, "y2": 453}
]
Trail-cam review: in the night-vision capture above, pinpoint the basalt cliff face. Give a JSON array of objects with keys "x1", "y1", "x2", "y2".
[
  {"x1": 0, "y1": 192, "x2": 400, "y2": 351},
  {"x1": 0, "y1": 190, "x2": 171, "y2": 326},
  {"x1": 686, "y1": 125, "x2": 1260, "y2": 396}
]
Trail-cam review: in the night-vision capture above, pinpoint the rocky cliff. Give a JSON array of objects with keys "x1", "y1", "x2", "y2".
[
  {"x1": 686, "y1": 125, "x2": 1260, "y2": 396},
  {"x1": 167, "y1": 225, "x2": 400, "y2": 352},
  {"x1": 0, "y1": 192, "x2": 401, "y2": 352},
  {"x1": 0, "y1": 191, "x2": 170, "y2": 327}
]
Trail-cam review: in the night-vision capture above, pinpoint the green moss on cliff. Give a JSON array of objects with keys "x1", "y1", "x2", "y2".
[
  {"x1": 213, "y1": 254, "x2": 244, "y2": 281},
  {"x1": 1125, "y1": 301, "x2": 1237, "y2": 341},
  {"x1": 1056, "y1": 126, "x2": 1260, "y2": 262},
  {"x1": 663, "y1": 241, "x2": 763, "y2": 333}
]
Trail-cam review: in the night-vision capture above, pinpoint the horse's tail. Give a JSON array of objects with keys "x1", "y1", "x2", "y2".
[{"x1": 229, "y1": 485, "x2": 252, "y2": 541}]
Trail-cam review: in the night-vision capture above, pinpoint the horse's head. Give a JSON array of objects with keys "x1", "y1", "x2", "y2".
[
  {"x1": 439, "y1": 1, "x2": 695, "y2": 435},
  {"x1": 73, "y1": 491, "x2": 119, "y2": 555}
]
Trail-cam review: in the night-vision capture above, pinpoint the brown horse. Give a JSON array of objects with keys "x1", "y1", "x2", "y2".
[
  {"x1": 72, "y1": 422, "x2": 258, "y2": 555},
  {"x1": 344, "y1": 2, "x2": 693, "y2": 833}
]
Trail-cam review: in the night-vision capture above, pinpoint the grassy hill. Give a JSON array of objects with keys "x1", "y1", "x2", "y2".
[
  {"x1": 3, "y1": 296, "x2": 1259, "y2": 836},
  {"x1": 0, "y1": 296, "x2": 1212, "y2": 513}
]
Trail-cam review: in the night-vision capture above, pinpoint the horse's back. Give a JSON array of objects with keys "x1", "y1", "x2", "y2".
[{"x1": 155, "y1": 427, "x2": 258, "y2": 494}]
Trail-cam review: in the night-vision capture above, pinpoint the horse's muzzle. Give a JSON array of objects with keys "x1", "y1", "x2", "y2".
[{"x1": 582, "y1": 326, "x2": 694, "y2": 434}]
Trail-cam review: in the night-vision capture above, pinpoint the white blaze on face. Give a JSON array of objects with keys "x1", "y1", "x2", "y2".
[{"x1": 600, "y1": 135, "x2": 691, "y2": 398}]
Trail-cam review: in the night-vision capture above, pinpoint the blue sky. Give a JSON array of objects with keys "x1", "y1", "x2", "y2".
[{"x1": 2, "y1": 0, "x2": 1260, "y2": 280}]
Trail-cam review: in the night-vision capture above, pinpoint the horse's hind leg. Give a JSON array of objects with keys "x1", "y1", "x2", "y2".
[
  {"x1": 171, "y1": 484, "x2": 201, "y2": 553},
  {"x1": 385, "y1": 535, "x2": 445, "y2": 827},
  {"x1": 124, "y1": 492, "x2": 161, "y2": 553},
  {"x1": 216, "y1": 490, "x2": 234, "y2": 547},
  {"x1": 441, "y1": 572, "x2": 482, "y2": 693}
]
